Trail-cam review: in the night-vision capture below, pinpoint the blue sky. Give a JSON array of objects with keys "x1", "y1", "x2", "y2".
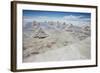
[
  {"x1": 23, "y1": 10, "x2": 91, "y2": 19},
  {"x1": 23, "y1": 10, "x2": 91, "y2": 25}
]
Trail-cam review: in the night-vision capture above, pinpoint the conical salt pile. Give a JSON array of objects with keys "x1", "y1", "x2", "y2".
[{"x1": 34, "y1": 27, "x2": 49, "y2": 39}]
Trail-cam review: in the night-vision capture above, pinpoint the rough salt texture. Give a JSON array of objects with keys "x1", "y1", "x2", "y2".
[{"x1": 23, "y1": 21, "x2": 91, "y2": 62}]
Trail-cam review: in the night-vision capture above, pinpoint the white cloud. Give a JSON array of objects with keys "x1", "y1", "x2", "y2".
[
  {"x1": 81, "y1": 18, "x2": 91, "y2": 21},
  {"x1": 37, "y1": 16, "x2": 49, "y2": 19},
  {"x1": 63, "y1": 15, "x2": 90, "y2": 22},
  {"x1": 23, "y1": 16, "x2": 50, "y2": 22},
  {"x1": 23, "y1": 15, "x2": 91, "y2": 26},
  {"x1": 63, "y1": 15, "x2": 83, "y2": 21}
]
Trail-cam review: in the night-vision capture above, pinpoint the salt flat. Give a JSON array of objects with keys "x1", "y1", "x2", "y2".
[{"x1": 23, "y1": 21, "x2": 91, "y2": 62}]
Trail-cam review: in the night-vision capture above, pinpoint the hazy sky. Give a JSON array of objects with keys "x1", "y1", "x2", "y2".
[{"x1": 23, "y1": 10, "x2": 91, "y2": 25}]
